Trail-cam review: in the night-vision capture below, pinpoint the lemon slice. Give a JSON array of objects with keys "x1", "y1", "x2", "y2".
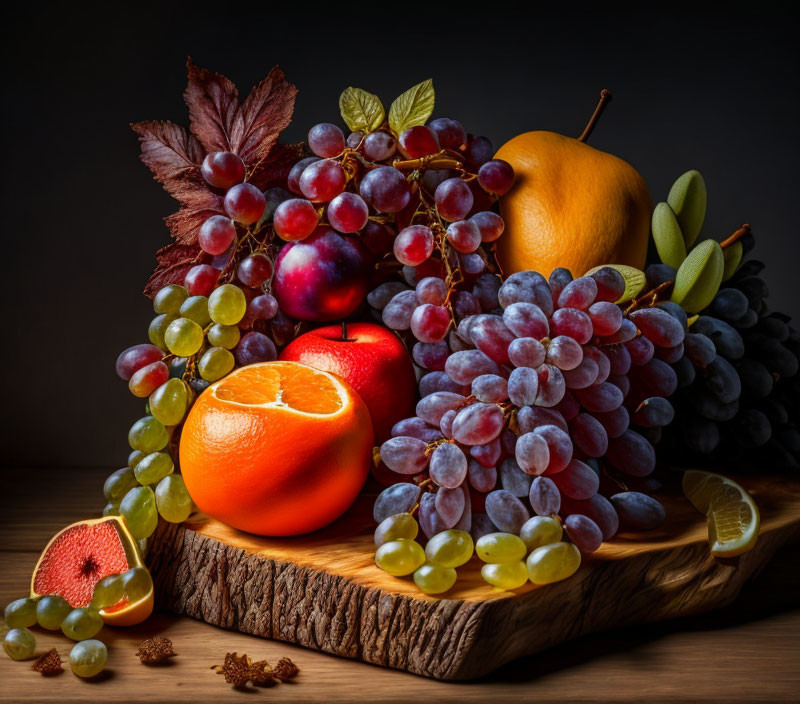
[{"x1": 682, "y1": 470, "x2": 760, "y2": 557}]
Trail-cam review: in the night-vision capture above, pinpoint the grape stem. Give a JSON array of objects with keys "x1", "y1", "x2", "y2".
[
  {"x1": 392, "y1": 151, "x2": 464, "y2": 172},
  {"x1": 578, "y1": 89, "x2": 613, "y2": 143},
  {"x1": 623, "y1": 280, "x2": 674, "y2": 314},
  {"x1": 720, "y1": 223, "x2": 752, "y2": 249}
]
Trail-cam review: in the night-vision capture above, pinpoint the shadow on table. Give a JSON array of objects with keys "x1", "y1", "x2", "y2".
[{"x1": 481, "y1": 543, "x2": 800, "y2": 684}]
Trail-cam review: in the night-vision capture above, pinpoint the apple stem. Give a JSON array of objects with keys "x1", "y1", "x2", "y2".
[
  {"x1": 578, "y1": 89, "x2": 613, "y2": 143},
  {"x1": 720, "y1": 224, "x2": 752, "y2": 249},
  {"x1": 341, "y1": 321, "x2": 348, "y2": 341}
]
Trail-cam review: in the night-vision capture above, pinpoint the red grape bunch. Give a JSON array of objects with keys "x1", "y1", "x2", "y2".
[{"x1": 374, "y1": 266, "x2": 679, "y2": 588}]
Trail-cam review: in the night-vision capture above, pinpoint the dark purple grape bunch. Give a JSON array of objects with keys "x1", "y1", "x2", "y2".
[{"x1": 375, "y1": 266, "x2": 676, "y2": 557}]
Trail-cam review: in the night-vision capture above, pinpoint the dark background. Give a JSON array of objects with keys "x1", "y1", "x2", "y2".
[{"x1": 1, "y1": 1, "x2": 798, "y2": 470}]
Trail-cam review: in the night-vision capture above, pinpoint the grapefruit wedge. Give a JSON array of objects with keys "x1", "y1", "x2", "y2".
[{"x1": 31, "y1": 515, "x2": 153, "y2": 626}]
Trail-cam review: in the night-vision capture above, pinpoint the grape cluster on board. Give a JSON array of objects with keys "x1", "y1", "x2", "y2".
[
  {"x1": 373, "y1": 266, "x2": 674, "y2": 592},
  {"x1": 644, "y1": 170, "x2": 800, "y2": 472},
  {"x1": 107, "y1": 78, "x2": 516, "y2": 554}
]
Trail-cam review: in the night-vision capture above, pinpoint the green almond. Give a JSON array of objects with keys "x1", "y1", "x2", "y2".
[
  {"x1": 652, "y1": 202, "x2": 687, "y2": 270},
  {"x1": 722, "y1": 241, "x2": 743, "y2": 281},
  {"x1": 388, "y1": 79, "x2": 435, "y2": 136},
  {"x1": 671, "y1": 239, "x2": 724, "y2": 313},
  {"x1": 667, "y1": 170, "x2": 707, "y2": 248},
  {"x1": 585, "y1": 264, "x2": 646, "y2": 304}
]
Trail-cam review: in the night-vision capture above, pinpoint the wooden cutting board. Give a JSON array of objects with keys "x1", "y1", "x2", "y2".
[{"x1": 146, "y1": 474, "x2": 800, "y2": 680}]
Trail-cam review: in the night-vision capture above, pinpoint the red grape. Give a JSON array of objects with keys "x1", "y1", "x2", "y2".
[
  {"x1": 359, "y1": 166, "x2": 411, "y2": 213},
  {"x1": 128, "y1": 360, "x2": 169, "y2": 398},
  {"x1": 477, "y1": 159, "x2": 515, "y2": 195},
  {"x1": 224, "y1": 183, "x2": 266, "y2": 224},
  {"x1": 198, "y1": 215, "x2": 236, "y2": 255},
  {"x1": 435, "y1": 178, "x2": 473, "y2": 222},
  {"x1": 470, "y1": 211, "x2": 504, "y2": 242},
  {"x1": 410, "y1": 304, "x2": 450, "y2": 343},
  {"x1": 287, "y1": 157, "x2": 319, "y2": 194},
  {"x1": 428, "y1": 118, "x2": 466, "y2": 150},
  {"x1": 397, "y1": 125, "x2": 439, "y2": 159},
  {"x1": 273, "y1": 198, "x2": 319, "y2": 241},
  {"x1": 463, "y1": 134, "x2": 493, "y2": 169},
  {"x1": 184, "y1": 264, "x2": 219, "y2": 297},
  {"x1": 235, "y1": 331, "x2": 277, "y2": 365},
  {"x1": 308, "y1": 123, "x2": 345, "y2": 158},
  {"x1": 327, "y1": 192, "x2": 368, "y2": 233},
  {"x1": 201, "y1": 151, "x2": 245, "y2": 189},
  {"x1": 362, "y1": 220, "x2": 396, "y2": 255},
  {"x1": 446, "y1": 220, "x2": 481, "y2": 253},
  {"x1": 363, "y1": 131, "x2": 397, "y2": 161},
  {"x1": 393, "y1": 225, "x2": 434, "y2": 266},
  {"x1": 299, "y1": 159, "x2": 346, "y2": 202},
  {"x1": 115, "y1": 344, "x2": 163, "y2": 381},
  {"x1": 237, "y1": 253, "x2": 273, "y2": 287}
]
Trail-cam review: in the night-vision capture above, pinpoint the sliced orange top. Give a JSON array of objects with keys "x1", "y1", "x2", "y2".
[{"x1": 211, "y1": 361, "x2": 346, "y2": 414}]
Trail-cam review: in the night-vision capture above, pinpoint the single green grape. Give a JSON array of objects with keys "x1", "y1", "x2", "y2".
[
  {"x1": 128, "y1": 416, "x2": 169, "y2": 453},
  {"x1": 155, "y1": 474, "x2": 193, "y2": 523},
  {"x1": 198, "y1": 347, "x2": 235, "y2": 382},
  {"x1": 375, "y1": 539, "x2": 425, "y2": 576},
  {"x1": 149, "y1": 378, "x2": 189, "y2": 426},
  {"x1": 164, "y1": 317, "x2": 204, "y2": 357},
  {"x1": 520, "y1": 516, "x2": 563, "y2": 552},
  {"x1": 208, "y1": 284, "x2": 246, "y2": 325},
  {"x1": 119, "y1": 486, "x2": 158, "y2": 539},
  {"x1": 90, "y1": 575, "x2": 124, "y2": 610},
  {"x1": 424, "y1": 530, "x2": 474, "y2": 568},
  {"x1": 413, "y1": 563, "x2": 457, "y2": 594},
  {"x1": 3, "y1": 628, "x2": 36, "y2": 660},
  {"x1": 128, "y1": 450, "x2": 146, "y2": 468},
  {"x1": 526, "y1": 542, "x2": 581, "y2": 585},
  {"x1": 481, "y1": 561, "x2": 529, "y2": 590},
  {"x1": 120, "y1": 567, "x2": 153, "y2": 602},
  {"x1": 476, "y1": 532, "x2": 527, "y2": 564},
  {"x1": 102, "y1": 503, "x2": 119, "y2": 517},
  {"x1": 103, "y1": 467, "x2": 138, "y2": 503},
  {"x1": 4, "y1": 597, "x2": 37, "y2": 628},
  {"x1": 179, "y1": 295, "x2": 211, "y2": 326},
  {"x1": 374, "y1": 513, "x2": 418, "y2": 547},
  {"x1": 154, "y1": 284, "x2": 189, "y2": 315},
  {"x1": 61, "y1": 607, "x2": 103, "y2": 641},
  {"x1": 36, "y1": 595, "x2": 73, "y2": 630},
  {"x1": 69, "y1": 639, "x2": 107, "y2": 678},
  {"x1": 136, "y1": 538, "x2": 148, "y2": 558},
  {"x1": 148, "y1": 313, "x2": 177, "y2": 351},
  {"x1": 134, "y1": 451, "x2": 174, "y2": 485},
  {"x1": 207, "y1": 323, "x2": 240, "y2": 349}
]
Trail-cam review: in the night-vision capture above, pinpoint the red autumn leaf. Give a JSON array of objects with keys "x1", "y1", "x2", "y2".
[
  {"x1": 143, "y1": 242, "x2": 206, "y2": 297},
  {"x1": 184, "y1": 60, "x2": 240, "y2": 153},
  {"x1": 248, "y1": 142, "x2": 306, "y2": 192},
  {"x1": 130, "y1": 120, "x2": 204, "y2": 188}
]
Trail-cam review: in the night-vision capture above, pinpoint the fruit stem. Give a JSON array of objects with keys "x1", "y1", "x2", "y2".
[
  {"x1": 720, "y1": 223, "x2": 752, "y2": 249},
  {"x1": 578, "y1": 89, "x2": 613, "y2": 143},
  {"x1": 623, "y1": 280, "x2": 674, "y2": 314},
  {"x1": 392, "y1": 152, "x2": 464, "y2": 171}
]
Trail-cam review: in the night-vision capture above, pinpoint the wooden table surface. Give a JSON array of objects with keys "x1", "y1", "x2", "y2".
[{"x1": 1, "y1": 468, "x2": 799, "y2": 703}]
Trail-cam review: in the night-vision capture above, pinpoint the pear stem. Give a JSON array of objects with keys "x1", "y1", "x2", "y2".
[
  {"x1": 578, "y1": 89, "x2": 613, "y2": 143},
  {"x1": 720, "y1": 224, "x2": 752, "y2": 249}
]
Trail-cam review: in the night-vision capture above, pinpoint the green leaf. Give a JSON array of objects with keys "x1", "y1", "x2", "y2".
[
  {"x1": 652, "y1": 202, "x2": 687, "y2": 270},
  {"x1": 339, "y1": 87, "x2": 385, "y2": 135},
  {"x1": 667, "y1": 170, "x2": 707, "y2": 248},
  {"x1": 585, "y1": 264, "x2": 646, "y2": 303},
  {"x1": 671, "y1": 239, "x2": 724, "y2": 313},
  {"x1": 722, "y1": 241, "x2": 743, "y2": 281},
  {"x1": 388, "y1": 79, "x2": 435, "y2": 136}
]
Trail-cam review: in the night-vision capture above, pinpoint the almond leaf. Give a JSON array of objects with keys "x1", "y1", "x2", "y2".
[
  {"x1": 144, "y1": 242, "x2": 205, "y2": 297},
  {"x1": 339, "y1": 87, "x2": 385, "y2": 134},
  {"x1": 388, "y1": 79, "x2": 434, "y2": 135}
]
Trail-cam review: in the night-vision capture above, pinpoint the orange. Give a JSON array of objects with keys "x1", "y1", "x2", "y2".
[
  {"x1": 31, "y1": 516, "x2": 153, "y2": 626},
  {"x1": 495, "y1": 131, "x2": 651, "y2": 279},
  {"x1": 179, "y1": 361, "x2": 374, "y2": 536}
]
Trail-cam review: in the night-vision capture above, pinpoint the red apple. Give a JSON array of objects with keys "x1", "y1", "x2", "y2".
[
  {"x1": 279, "y1": 322, "x2": 416, "y2": 442},
  {"x1": 272, "y1": 226, "x2": 370, "y2": 321}
]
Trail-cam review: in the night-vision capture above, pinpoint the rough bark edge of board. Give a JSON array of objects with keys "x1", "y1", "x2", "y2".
[{"x1": 146, "y1": 520, "x2": 800, "y2": 680}]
